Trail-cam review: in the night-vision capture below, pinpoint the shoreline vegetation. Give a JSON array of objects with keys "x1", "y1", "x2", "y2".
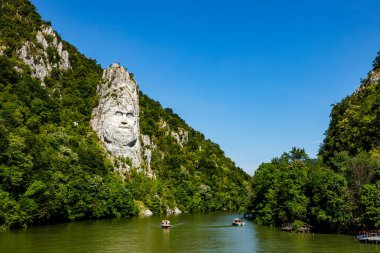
[
  {"x1": 0, "y1": 0, "x2": 250, "y2": 231},
  {"x1": 0, "y1": 0, "x2": 379, "y2": 235},
  {"x1": 248, "y1": 53, "x2": 380, "y2": 233}
]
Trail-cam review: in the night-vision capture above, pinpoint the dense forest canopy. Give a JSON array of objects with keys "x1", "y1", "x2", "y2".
[
  {"x1": 250, "y1": 54, "x2": 380, "y2": 232},
  {"x1": 0, "y1": 0, "x2": 250, "y2": 230}
]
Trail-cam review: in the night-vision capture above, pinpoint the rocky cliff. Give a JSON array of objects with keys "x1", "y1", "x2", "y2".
[
  {"x1": 91, "y1": 63, "x2": 141, "y2": 169},
  {"x1": 18, "y1": 25, "x2": 71, "y2": 85},
  {"x1": 0, "y1": 0, "x2": 250, "y2": 229}
]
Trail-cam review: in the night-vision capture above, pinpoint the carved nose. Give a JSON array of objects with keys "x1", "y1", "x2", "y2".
[{"x1": 121, "y1": 115, "x2": 128, "y2": 125}]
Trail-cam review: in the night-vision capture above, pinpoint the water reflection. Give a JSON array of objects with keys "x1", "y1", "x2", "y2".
[{"x1": 0, "y1": 212, "x2": 379, "y2": 253}]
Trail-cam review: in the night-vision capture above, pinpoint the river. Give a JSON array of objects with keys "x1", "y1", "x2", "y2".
[{"x1": 0, "y1": 212, "x2": 378, "y2": 253}]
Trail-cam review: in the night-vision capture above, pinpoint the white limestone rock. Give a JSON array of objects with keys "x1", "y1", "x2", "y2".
[
  {"x1": 42, "y1": 25, "x2": 55, "y2": 36},
  {"x1": 36, "y1": 31, "x2": 49, "y2": 49},
  {"x1": 368, "y1": 70, "x2": 380, "y2": 85},
  {"x1": 14, "y1": 66, "x2": 23, "y2": 73},
  {"x1": 91, "y1": 63, "x2": 141, "y2": 167},
  {"x1": 57, "y1": 42, "x2": 71, "y2": 69},
  {"x1": 135, "y1": 201, "x2": 153, "y2": 216},
  {"x1": 141, "y1": 135, "x2": 151, "y2": 146},
  {"x1": 141, "y1": 134, "x2": 155, "y2": 172},
  {"x1": 0, "y1": 45, "x2": 6, "y2": 56},
  {"x1": 171, "y1": 128, "x2": 188, "y2": 147},
  {"x1": 143, "y1": 209, "x2": 153, "y2": 216},
  {"x1": 18, "y1": 42, "x2": 50, "y2": 82},
  {"x1": 18, "y1": 25, "x2": 71, "y2": 85},
  {"x1": 159, "y1": 120, "x2": 167, "y2": 129},
  {"x1": 166, "y1": 207, "x2": 182, "y2": 215},
  {"x1": 356, "y1": 69, "x2": 380, "y2": 95},
  {"x1": 144, "y1": 148, "x2": 152, "y2": 170},
  {"x1": 159, "y1": 119, "x2": 188, "y2": 147}
]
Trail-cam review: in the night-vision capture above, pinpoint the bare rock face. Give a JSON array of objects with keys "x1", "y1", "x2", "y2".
[
  {"x1": 18, "y1": 25, "x2": 71, "y2": 85},
  {"x1": 141, "y1": 135, "x2": 151, "y2": 146},
  {"x1": 368, "y1": 70, "x2": 380, "y2": 86},
  {"x1": 141, "y1": 134, "x2": 154, "y2": 173},
  {"x1": 166, "y1": 207, "x2": 182, "y2": 215},
  {"x1": 0, "y1": 45, "x2": 6, "y2": 56},
  {"x1": 356, "y1": 69, "x2": 380, "y2": 95},
  {"x1": 91, "y1": 63, "x2": 141, "y2": 168},
  {"x1": 171, "y1": 128, "x2": 188, "y2": 147}
]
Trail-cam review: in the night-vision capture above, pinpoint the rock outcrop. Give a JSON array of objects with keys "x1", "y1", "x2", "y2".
[
  {"x1": 159, "y1": 120, "x2": 188, "y2": 147},
  {"x1": 366, "y1": 70, "x2": 380, "y2": 86},
  {"x1": 91, "y1": 63, "x2": 141, "y2": 168},
  {"x1": 166, "y1": 207, "x2": 182, "y2": 215},
  {"x1": 18, "y1": 25, "x2": 71, "y2": 85},
  {"x1": 134, "y1": 200, "x2": 153, "y2": 216},
  {"x1": 356, "y1": 69, "x2": 380, "y2": 95},
  {"x1": 141, "y1": 135, "x2": 154, "y2": 171},
  {"x1": 171, "y1": 128, "x2": 188, "y2": 147},
  {"x1": 0, "y1": 45, "x2": 5, "y2": 56}
]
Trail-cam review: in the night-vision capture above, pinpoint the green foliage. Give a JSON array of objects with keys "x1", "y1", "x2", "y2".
[
  {"x1": 306, "y1": 166, "x2": 352, "y2": 232},
  {"x1": 251, "y1": 149, "x2": 353, "y2": 232},
  {"x1": 139, "y1": 92, "x2": 250, "y2": 213},
  {"x1": 0, "y1": 0, "x2": 250, "y2": 230},
  {"x1": 0, "y1": 0, "x2": 139, "y2": 230},
  {"x1": 251, "y1": 149, "x2": 310, "y2": 226},
  {"x1": 251, "y1": 52, "x2": 380, "y2": 232},
  {"x1": 0, "y1": 0, "x2": 44, "y2": 51},
  {"x1": 358, "y1": 183, "x2": 380, "y2": 228},
  {"x1": 320, "y1": 68, "x2": 380, "y2": 162}
]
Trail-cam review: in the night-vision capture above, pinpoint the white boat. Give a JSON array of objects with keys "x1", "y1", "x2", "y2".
[
  {"x1": 232, "y1": 218, "x2": 245, "y2": 226},
  {"x1": 161, "y1": 220, "x2": 172, "y2": 229},
  {"x1": 367, "y1": 236, "x2": 380, "y2": 244}
]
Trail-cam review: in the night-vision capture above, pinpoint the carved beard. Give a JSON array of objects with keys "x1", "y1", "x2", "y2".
[{"x1": 103, "y1": 126, "x2": 137, "y2": 147}]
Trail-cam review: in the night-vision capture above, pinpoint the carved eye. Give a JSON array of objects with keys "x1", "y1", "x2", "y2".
[
  {"x1": 115, "y1": 111, "x2": 123, "y2": 116},
  {"x1": 126, "y1": 113, "x2": 134, "y2": 119}
]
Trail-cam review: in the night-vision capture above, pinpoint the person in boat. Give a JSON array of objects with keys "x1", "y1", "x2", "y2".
[{"x1": 162, "y1": 220, "x2": 170, "y2": 226}]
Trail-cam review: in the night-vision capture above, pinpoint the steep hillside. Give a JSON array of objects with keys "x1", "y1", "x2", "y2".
[
  {"x1": 249, "y1": 54, "x2": 380, "y2": 232},
  {"x1": 320, "y1": 52, "x2": 380, "y2": 161},
  {"x1": 0, "y1": 0, "x2": 250, "y2": 230},
  {"x1": 139, "y1": 93, "x2": 250, "y2": 213}
]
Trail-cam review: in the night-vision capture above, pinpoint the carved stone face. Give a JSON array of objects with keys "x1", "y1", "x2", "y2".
[
  {"x1": 91, "y1": 63, "x2": 141, "y2": 168},
  {"x1": 102, "y1": 95, "x2": 138, "y2": 147}
]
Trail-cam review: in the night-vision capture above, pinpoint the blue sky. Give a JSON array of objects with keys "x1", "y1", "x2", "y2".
[{"x1": 31, "y1": 0, "x2": 380, "y2": 175}]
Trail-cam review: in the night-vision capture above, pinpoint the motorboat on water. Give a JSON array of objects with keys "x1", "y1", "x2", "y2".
[
  {"x1": 161, "y1": 220, "x2": 172, "y2": 229},
  {"x1": 232, "y1": 218, "x2": 245, "y2": 226}
]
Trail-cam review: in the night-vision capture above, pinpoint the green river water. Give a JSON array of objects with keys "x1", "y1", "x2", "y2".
[{"x1": 0, "y1": 212, "x2": 378, "y2": 253}]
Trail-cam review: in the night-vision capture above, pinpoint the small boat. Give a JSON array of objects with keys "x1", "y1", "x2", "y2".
[
  {"x1": 161, "y1": 220, "x2": 171, "y2": 229},
  {"x1": 232, "y1": 218, "x2": 245, "y2": 226},
  {"x1": 367, "y1": 235, "x2": 380, "y2": 244},
  {"x1": 356, "y1": 230, "x2": 380, "y2": 243},
  {"x1": 355, "y1": 231, "x2": 370, "y2": 243}
]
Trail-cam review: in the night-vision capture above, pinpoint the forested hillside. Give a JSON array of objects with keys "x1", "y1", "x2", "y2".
[
  {"x1": 139, "y1": 93, "x2": 250, "y2": 213},
  {"x1": 0, "y1": 0, "x2": 250, "y2": 230},
  {"x1": 249, "y1": 54, "x2": 380, "y2": 232}
]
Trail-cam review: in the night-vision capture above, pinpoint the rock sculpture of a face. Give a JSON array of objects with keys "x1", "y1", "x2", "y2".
[
  {"x1": 103, "y1": 94, "x2": 138, "y2": 147},
  {"x1": 91, "y1": 63, "x2": 141, "y2": 167}
]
